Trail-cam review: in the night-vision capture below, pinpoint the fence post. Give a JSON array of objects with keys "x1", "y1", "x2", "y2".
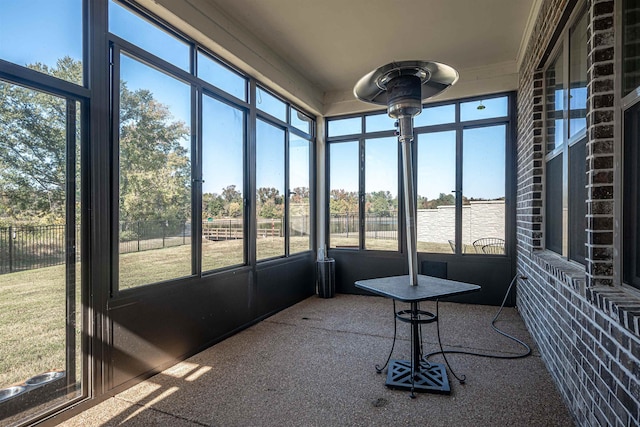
[
  {"x1": 163, "y1": 221, "x2": 166, "y2": 248},
  {"x1": 8, "y1": 225, "x2": 13, "y2": 273},
  {"x1": 183, "y1": 221, "x2": 186, "y2": 245},
  {"x1": 137, "y1": 221, "x2": 141, "y2": 252}
]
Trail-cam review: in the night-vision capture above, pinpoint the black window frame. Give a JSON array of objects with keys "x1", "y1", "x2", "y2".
[
  {"x1": 542, "y1": 6, "x2": 588, "y2": 266},
  {"x1": 325, "y1": 92, "x2": 514, "y2": 256}
]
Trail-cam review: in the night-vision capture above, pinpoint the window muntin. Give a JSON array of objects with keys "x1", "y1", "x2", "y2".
[
  {"x1": 289, "y1": 136, "x2": 311, "y2": 254},
  {"x1": 329, "y1": 141, "x2": 360, "y2": 248},
  {"x1": 109, "y1": 0, "x2": 190, "y2": 71},
  {"x1": 256, "y1": 87, "x2": 286, "y2": 122},
  {"x1": 328, "y1": 117, "x2": 361, "y2": 137},
  {"x1": 202, "y1": 95, "x2": 245, "y2": 271},
  {"x1": 256, "y1": 119, "x2": 285, "y2": 260},
  {"x1": 417, "y1": 131, "x2": 457, "y2": 253},
  {"x1": 117, "y1": 53, "x2": 192, "y2": 289},
  {"x1": 365, "y1": 137, "x2": 398, "y2": 250},
  {"x1": 0, "y1": 84, "x2": 83, "y2": 423},
  {"x1": 0, "y1": 0, "x2": 83, "y2": 85},
  {"x1": 462, "y1": 125, "x2": 506, "y2": 252},
  {"x1": 197, "y1": 50, "x2": 247, "y2": 101}
]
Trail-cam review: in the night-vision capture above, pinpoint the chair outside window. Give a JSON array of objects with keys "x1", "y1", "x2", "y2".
[{"x1": 472, "y1": 237, "x2": 505, "y2": 254}]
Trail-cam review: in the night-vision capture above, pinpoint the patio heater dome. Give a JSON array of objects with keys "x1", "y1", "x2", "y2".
[{"x1": 353, "y1": 60, "x2": 458, "y2": 118}]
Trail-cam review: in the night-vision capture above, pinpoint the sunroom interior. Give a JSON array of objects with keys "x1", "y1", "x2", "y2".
[{"x1": 1, "y1": 0, "x2": 639, "y2": 426}]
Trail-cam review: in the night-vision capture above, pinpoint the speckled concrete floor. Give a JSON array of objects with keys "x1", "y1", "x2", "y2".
[{"x1": 60, "y1": 294, "x2": 575, "y2": 426}]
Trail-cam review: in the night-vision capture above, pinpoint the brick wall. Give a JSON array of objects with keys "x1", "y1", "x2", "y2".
[{"x1": 516, "y1": 0, "x2": 640, "y2": 425}]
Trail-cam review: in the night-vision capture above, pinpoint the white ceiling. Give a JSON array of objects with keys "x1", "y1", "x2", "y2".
[{"x1": 206, "y1": 0, "x2": 539, "y2": 96}]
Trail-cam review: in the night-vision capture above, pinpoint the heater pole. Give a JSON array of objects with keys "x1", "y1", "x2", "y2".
[{"x1": 397, "y1": 115, "x2": 419, "y2": 286}]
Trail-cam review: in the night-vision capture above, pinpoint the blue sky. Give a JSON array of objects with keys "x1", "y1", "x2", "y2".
[{"x1": 1, "y1": 0, "x2": 508, "y2": 203}]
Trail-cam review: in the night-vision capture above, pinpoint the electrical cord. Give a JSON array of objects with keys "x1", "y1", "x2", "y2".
[{"x1": 424, "y1": 274, "x2": 532, "y2": 380}]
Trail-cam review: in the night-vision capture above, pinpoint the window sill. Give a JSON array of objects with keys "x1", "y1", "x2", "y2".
[
  {"x1": 530, "y1": 250, "x2": 640, "y2": 338},
  {"x1": 586, "y1": 286, "x2": 640, "y2": 338},
  {"x1": 530, "y1": 249, "x2": 586, "y2": 294}
]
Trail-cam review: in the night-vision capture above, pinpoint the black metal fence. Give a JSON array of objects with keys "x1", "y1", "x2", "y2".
[
  {"x1": 0, "y1": 225, "x2": 73, "y2": 274},
  {"x1": 119, "y1": 220, "x2": 190, "y2": 253},
  {"x1": 329, "y1": 211, "x2": 398, "y2": 240}
]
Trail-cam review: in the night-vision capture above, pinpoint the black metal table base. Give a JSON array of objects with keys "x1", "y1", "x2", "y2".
[{"x1": 386, "y1": 359, "x2": 450, "y2": 394}]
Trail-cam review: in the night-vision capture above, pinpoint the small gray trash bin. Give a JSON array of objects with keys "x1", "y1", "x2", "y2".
[{"x1": 316, "y1": 258, "x2": 335, "y2": 298}]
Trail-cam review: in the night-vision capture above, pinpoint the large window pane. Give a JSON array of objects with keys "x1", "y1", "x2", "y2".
[
  {"x1": 546, "y1": 51, "x2": 565, "y2": 152},
  {"x1": 417, "y1": 131, "x2": 457, "y2": 253},
  {"x1": 460, "y1": 96, "x2": 508, "y2": 121},
  {"x1": 197, "y1": 51, "x2": 247, "y2": 101},
  {"x1": 462, "y1": 126, "x2": 506, "y2": 254},
  {"x1": 118, "y1": 54, "x2": 192, "y2": 289},
  {"x1": 256, "y1": 120, "x2": 285, "y2": 260},
  {"x1": 623, "y1": 0, "x2": 640, "y2": 96},
  {"x1": 289, "y1": 137, "x2": 311, "y2": 254},
  {"x1": 109, "y1": 0, "x2": 190, "y2": 71},
  {"x1": 0, "y1": 84, "x2": 82, "y2": 423},
  {"x1": 414, "y1": 104, "x2": 456, "y2": 127},
  {"x1": 329, "y1": 141, "x2": 360, "y2": 248},
  {"x1": 256, "y1": 87, "x2": 286, "y2": 122},
  {"x1": 202, "y1": 96, "x2": 245, "y2": 271},
  {"x1": 0, "y1": 0, "x2": 83, "y2": 85},
  {"x1": 365, "y1": 137, "x2": 398, "y2": 250},
  {"x1": 569, "y1": 13, "x2": 588, "y2": 139},
  {"x1": 291, "y1": 108, "x2": 312, "y2": 135},
  {"x1": 365, "y1": 113, "x2": 394, "y2": 133},
  {"x1": 328, "y1": 117, "x2": 361, "y2": 137}
]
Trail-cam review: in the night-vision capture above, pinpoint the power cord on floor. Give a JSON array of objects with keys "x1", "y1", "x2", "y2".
[{"x1": 424, "y1": 274, "x2": 532, "y2": 384}]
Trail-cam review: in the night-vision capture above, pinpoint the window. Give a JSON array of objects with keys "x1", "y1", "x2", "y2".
[
  {"x1": 417, "y1": 131, "x2": 456, "y2": 253},
  {"x1": 289, "y1": 136, "x2": 312, "y2": 255},
  {"x1": 0, "y1": 0, "x2": 83, "y2": 85},
  {"x1": 327, "y1": 94, "x2": 512, "y2": 254},
  {"x1": 623, "y1": 0, "x2": 640, "y2": 290},
  {"x1": 117, "y1": 53, "x2": 192, "y2": 289},
  {"x1": 543, "y1": 10, "x2": 587, "y2": 264},
  {"x1": 256, "y1": 119, "x2": 285, "y2": 260},
  {"x1": 108, "y1": 2, "x2": 314, "y2": 291},
  {"x1": 109, "y1": 0, "x2": 190, "y2": 71},
  {"x1": 202, "y1": 95, "x2": 245, "y2": 271},
  {"x1": 329, "y1": 141, "x2": 360, "y2": 248},
  {"x1": 365, "y1": 137, "x2": 398, "y2": 250},
  {"x1": 197, "y1": 50, "x2": 247, "y2": 101},
  {"x1": 0, "y1": 82, "x2": 84, "y2": 425}
]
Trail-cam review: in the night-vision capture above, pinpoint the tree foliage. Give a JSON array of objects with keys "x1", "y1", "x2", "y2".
[
  {"x1": 0, "y1": 57, "x2": 192, "y2": 227},
  {"x1": 0, "y1": 58, "x2": 79, "y2": 225}
]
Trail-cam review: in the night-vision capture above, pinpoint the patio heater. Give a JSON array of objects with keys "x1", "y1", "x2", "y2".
[
  {"x1": 354, "y1": 62, "x2": 481, "y2": 396},
  {"x1": 354, "y1": 60, "x2": 458, "y2": 285}
]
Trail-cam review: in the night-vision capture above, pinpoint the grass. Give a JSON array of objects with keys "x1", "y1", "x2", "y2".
[
  {"x1": 0, "y1": 235, "x2": 454, "y2": 388},
  {"x1": 0, "y1": 237, "x2": 311, "y2": 387}
]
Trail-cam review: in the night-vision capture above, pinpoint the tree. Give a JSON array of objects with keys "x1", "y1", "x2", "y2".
[
  {"x1": 0, "y1": 57, "x2": 192, "y2": 228},
  {"x1": 366, "y1": 191, "x2": 396, "y2": 216},
  {"x1": 0, "y1": 58, "x2": 79, "y2": 225},
  {"x1": 329, "y1": 189, "x2": 358, "y2": 215},
  {"x1": 256, "y1": 187, "x2": 283, "y2": 219},
  {"x1": 118, "y1": 81, "x2": 191, "y2": 225}
]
